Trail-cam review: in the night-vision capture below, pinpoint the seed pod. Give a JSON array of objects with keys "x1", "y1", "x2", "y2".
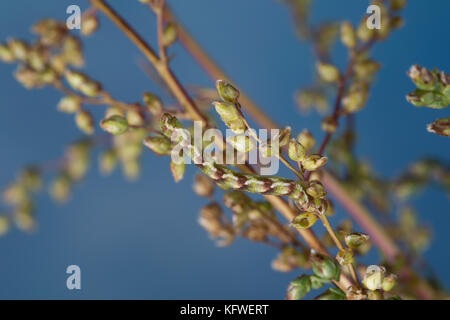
[
  {"x1": 336, "y1": 248, "x2": 354, "y2": 265},
  {"x1": 162, "y1": 23, "x2": 177, "y2": 47},
  {"x1": 170, "y1": 160, "x2": 186, "y2": 183},
  {"x1": 143, "y1": 136, "x2": 172, "y2": 155},
  {"x1": 344, "y1": 232, "x2": 370, "y2": 249},
  {"x1": 81, "y1": 14, "x2": 99, "y2": 36},
  {"x1": 99, "y1": 149, "x2": 118, "y2": 175},
  {"x1": 58, "y1": 96, "x2": 80, "y2": 113},
  {"x1": 213, "y1": 101, "x2": 246, "y2": 134},
  {"x1": 362, "y1": 265, "x2": 386, "y2": 291},
  {"x1": 306, "y1": 180, "x2": 326, "y2": 199},
  {"x1": 342, "y1": 84, "x2": 369, "y2": 113},
  {"x1": 309, "y1": 275, "x2": 325, "y2": 289},
  {"x1": 101, "y1": 115, "x2": 129, "y2": 135},
  {"x1": 143, "y1": 92, "x2": 163, "y2": 114},
  {"x1": 286, "y1": 275, "x2": 311, "y2": 300},
  {"x1": 288, "y1": 139, "x2": 305, "y2": 162},
  {"x1": 227, "y1": 135, "x2": 255, "y2": 153},
  {"x1": 381, "y1": 274, "x2": 397, "y2": 292},
  {"x1": 297, "y1": 129, "x2": 315, "y2": 151},
  {"x1": 427, "y1": 117, "x2": 450, "y2": 137},
  {"x1": 193, "y1": 174, "x2": 215, "y2": 197},
  {"x1": 75, "y1": 110, "x2": 95, "y2": 135},
  {"x1": 291, "y1": 212, "x2": 318, "y2": 229},
  {"x1": 216, "y1": 80, "x2": 240, "y2": 103},
  {"x1": 317, "y1": 62, "x2": 340, "y2": 83},
  {"x1": 302, "y1": 154, "x2": 328, "y2": 171},
  {"x1": 311, "y1": 250, "x2": 341, "y2": 281},
  {"x1": 340, "y1": 21, "x2": 356, "y2": 48}
]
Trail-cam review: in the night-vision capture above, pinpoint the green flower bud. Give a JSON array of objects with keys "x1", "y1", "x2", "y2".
[
  {"x1": 193, "y1": 174, "x2": 215, "y2": 197},
  {"x1": 381, "y1": 274, "x2": 397, "y2": 292},
  {"x1": 362, "y1": 265, "x2": 386, "y2": 291},
  {"x1": 291, "y1": 212, "x2": 318, "y2": 229},
  {"x1": 340, "y1": 22, "x2": 356, "y2": 48},
  {"x1": 143, "y1": 136, "x2": 172, "y2": 155},
  {"x1": 302, "y1": 154, "x2": 328, "y2": 171},
  {"x1": 353, "y1": 59, "x2": 381, "y2": 79},
  {"x1": 101, "y1": 115, "x2": 129, "y2": 135},
  {"x1": 75, "y1": 110, "x2": 95, "y2": 135},
  {"x1": 99, "y1": 149, "x2": 118, "y2": 175},
  {"x1": 8, "y1": 39, "x2": 29, "y2": 60},
  {"x1": 306, "y1": 180, "x2": 327, "y2": 199},
  {"x1": 297, "y1": 129, "x2": 315, "y2": 151},
  {"x1": 213, "y1": 101, "x2": 246, "y2": 134},
  {"x1": 160, "y1": 112, "x2": 184, "y2": 139},
  {"x1": 79, "y1": 80, "x2": 102, "y2": 97},
  {"x1": 407, "y1": 65, "x2": 436, "y2": 91},
  {"x1": 344, "y1": 232, "x2": 370, "y2": 249},
  {"x1": 81, "y1": 14, "x2": 99, "y2": 36},
  {"x1": 309, "y1": 275, "x2": 326, "y2": 289},
  {"x1": 315, "y1": 288, "x2": 346, "y2": 300},
  {"x1": 321, "y1": 116, "x2": 338, "y2": 133},
  {"x1": 288, "y1": 139, "x2": 305, "y2": 162},
  {"x1": 105, "y1": 106, "x2": 125, "y2": 118},
  {"x1": 311, "y1": 250, "x2": 341, "y2": 281},
  {"x1": 58, "y1": 96, "x2": 81, "y2": 113},
  {"x1": 65, "y1": 70, "x2": 86, "y2": 91},
  {"x1": 49, "y1": 174, "x2": 71, "y2": 203},
  {"x1": 336, "y1": 248, "x2": 354, "y2": 265},
  {"x1": 276, "y1": 127, "x2": 291, "y2": 147},
  {"x1": 216, "y1": 80, "x2": 240, "y2": 103},
  {"x1": 143, "y1": 92, "x2": 163, "y2": 115},
  {"x1": 170, "y1": 160, "x2": 186, "y2": 183},
  {"x1": 286, "y1": 275, "x2": 311, "y2": 300},
  {"x1": 317, "y1": 62, "x2": 340, "y2": 83},
  {"x1": 162, "y1": 23, "x2": 177, "y2": 47},
  {"x1": 227, "y1": 135, "x2": 255, "y2": 153},
  {"x1": 427, "y1": 117, "x2": 450, "y2": 137}
]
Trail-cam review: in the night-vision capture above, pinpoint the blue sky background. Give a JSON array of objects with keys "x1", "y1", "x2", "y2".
[{"x1": 0, "y1": 0, "x2": 448, "y2": 299}]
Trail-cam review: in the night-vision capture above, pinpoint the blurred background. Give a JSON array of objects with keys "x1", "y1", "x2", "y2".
[{"x1": 0, "y1": 0, "x2": 448, "y2": 299}]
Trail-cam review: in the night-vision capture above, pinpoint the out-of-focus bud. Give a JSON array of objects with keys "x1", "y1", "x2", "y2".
[
  {"x1": 63, "y1": 36, "x2": 84, "y2": 67},
  {"x1": 367, "y1": 290, "x2": 384, "y2": 300},
  {"x1": 0, "y1": 43, "x2": 15, "y2": 62},
  {"x1": 390, "y1": 16, "x2": 404, "y2": 30},
  {"x1": 162, "y1": 23, "x2": 177, "y2": 47},
  {"x1": 297, "y1": 129, "x2": 315, "y2": 151},
  {"x1": 0, "y1": 215, "x2": 10, "y2": 236},
  {"x1": 19, "y1": 167, "x2": 43, "y2": 192},
  {"x1": 315, "y1": 288, "x2": 346, "y2": 300},
  {"x1": 99, "y1": 149, "x2": 118, "y2": 175},
  {"x1": 276, "y1": 127, "x2": 291, "y2": 147},
  {"x1": 105, "y1": 106, "x2": 125, "y2": 118},
  {"x1": 122, "y1": 159, "x2": 140, "y2": 181},
  {"x1": 336, "y1": 248, "x2": 354, "y2": 265},
  {"x1": 193, "y1": 174, "x2": 215, "y2": 197},
  {"x1": 362, "y1": 265, "x2": 386, "y2": 291},
  {"x1": 65, "y1": 70, "x2": 86, "y2": 91},
  {"x1": 271, "y1": 247, "x2": 309, "y2": 272},
  {"x1": 391, "y1": 0, "x2": 407, "y2": 11},
  {"x1": 306, "y1": 180, "x2": 326, "y2": 199},
  {"x1": 79, "y1": 80, "x2": 102, "y2": 97},
  {"x1": 65, "y1": 70, "x2": 102, "y2": 97},
  {"x1": 288, "y1": 139, "x2": 305, "y2": 162},
  {"x1": 340, "y1": 21, "x2": 356, "y2": 48},
  {"x1": 427, "y1": 117, "x2": 450, "y2": 137},
  {"x1": 81, "y1": 14, "x2": 99, "y2": 36},
  {"x1": 14, "y1": 205, "x2": 36, "y2": 232},
  {"x1": 302, "y1": 154, "x2": 328, "y2": 171},
  {"x1": 126, "y1": 109, "x2": 145, "y2": 126},
  {"x1": 354, "y1": 59, "x2": 381, "y2": 79},
  {"x1": 213, "y1": 101, "x2": 246, "y2": 134},
  {"x1": 324, "y1": 199, "x2": 334, "y2": 216},
  {"x1": 286, "y1": 275, "x2": 311, "y2": 300},
  {"x1": 198, "y1": 202, "x2": 234, "y2": 247},
  {"x1": 170, "y1": 160, "x2": 186, "y2": 183},
  {"x1": 143, "y1": 136, "x2": 172, "y2": 155},
  {"x1": 346, "y1": 286, "x2": 367, "y2": 300},
  {"x1": 3, "y1": 183, "x2": 27, "y2": 205},
  {"x1": 342, "y1": 83, "x2": 369, "y2": 113},
  {"x1": 344, "y1": 232, "x2": 370, "y2": 249},
  {"x1": 8, "y1": 39, "x2": 29, "y2": 60},
  {"x1": 321, "y1": 116, "x2": 338, "y2": 133},
  {"x1": 100, "y1": 115, "x2": 129, "y2": 135},
  {"x1": 75, "y1": 110, "x2": 95, "y2": 135},
  {"x1": 49, "y1": 174, "x2": 71, "y2": 203},
  {"x1": 310, "y1": 250, "x2": 341, "y2": 281},
  {"x1": 216, "y1": 80, "x2": 240, "y2": 104},
  {"x1": 381, "y1": 273, "x2": 397, "y2": 292},
  {"x1": 357, "y1": 21, "x2": 375, "y2": 42},
  {"x1": 143, "y1": 92, "x2": 163, "y2": 115},
  {"x1": 291, "y1": 212, "x2": 318, "y2": 229},
  {"x1": 227, "y1": 135, "x2": 255, "y2": 153},
  {"x1": 317, "y1": 62, "x2": 340, "y2": 83},
  {"x1": 58, "y1": 96, "x2": 81, "y2": 113}
]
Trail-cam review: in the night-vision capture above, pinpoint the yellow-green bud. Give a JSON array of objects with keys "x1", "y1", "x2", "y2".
[
  {"x1": 288, "y1": 139, "x2": 305, "y2": 162},
  {"x1": 75, "y1": 110, "x2": 95, "y2": 135},
  {"x1": 362, "y1": 265, "x2": 386, "y2": 291},
  {"x1": 49, "y1": 174, "x2": 71, "y2": 203},
  {"x1": 297, "y1": 129, "x2": 315, "y2": 151},
  {"x1": 216, "y1": 80, "x2": 240, "y2": 103},
  {"x1": 336, "y1": 248, "x2": 354, "y2": 265},
  {"x1": 306, "y1": 180, "x2": 326, "y2": 199},
  {"x1": 143, "y1": 92, "x2": 163, "y2": 115},
  {"x1": 311, "y1": 250, "x2": 341, "y2": 281},
  {"x1": 193, "y1": 174, "x2": 215, "y2": 197},
  {"x1": 357, "y1": 21, "x2": 375, "y2": 42},
  {"x1": 122, "y1": 159, "x2": 140, "y2": 181},
  {"x1": 227, "y1": 135, "x2": 255, "y2": 153},
  {"x1": 58, "y1": 96, "x2": 80, "y2": 113},
  {"x1": 344, "y1": 232, "x2": 370, "y2": 249},
  {"x1": 0, "y1": 215, "x2": 10, "y2": 236},
  {"x1": 65, "y1": 70, "x2": 86, "y2": 91},
  {"x1": 213, "y1": 101, "x2": 246, "y2": 134},
  {"x1": 79, "y1": 80, "x2": 102, "y2": 97},
  {"x1": 170, "y1": 160, "x2": 186, "y2": 183},
  {"x1": 317, "y1": 62, "x2": 340, "y2": 83},
  {"x1": 143, "y1": 136, "x2": 172, "y2": 155},
  {"x1": 126, "y1": 110, "x2": 145, "y2": 126},
  {"x1": 291, "y1": 212, "x2": 318, "y2": 229},
  {"x1": 0, "y1": 43, "x2": 15, "y2": 62},
  {"x1": 160, "y1": 112, "x2": 184, "y2": 139},
  {"x1": 321, "y1": 116, "x2": 338, "y2": 133},
  {"x1": 277, "y1": 127, "x2": 291, "y2": 147},
  {"x1": 381, "y1": 274, "x2": 397, "y2": 292},
  {"x1": 81, "y1": 15, "x2": 99, "y2": 36},
  {"x1": 19, "y1": 167, "x2": 43, "y2": 191},
  {"x1": 100, "y1": 115, "x2": 129, "y2": 135},
  {"x1": 286, "y1": 275, "x2": 311, "y2": 300},
  {"x1": 99, "y1": 149, "x2": 118, "y2": 175},
  {"x1": 341, "y1": 22, "x2": 356, "y2": 48},
  {"x1": 8, "y1": 39, "x2": 29, "y2": 60},
  {"x1": 302, "y1": 154, "x2": 328, "y2": 171},
  {"x1": 162, "y1": 23, "x2": 177, "y2": 47},
  {"x1": 391, "y1": 0, "x2": 407, "y2": 11}
]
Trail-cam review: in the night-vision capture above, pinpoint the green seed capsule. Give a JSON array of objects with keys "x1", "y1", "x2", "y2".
[
  {"x1": 362, "y1": 265, "x2": 385, "y2": 291},
  {"x1": 143, "y1": 136, "x2": 172, "y2": 155},
  {"x1": 311, "y1": 250, "x2": 341, "y2": 281},
  {"x1": 306, "y1": 180, "x2": 326, "y2": 199},
  {"x1": 162, "y1": 23, "x2": 177, "y2": 47},
  {"x1": 336, "y1": 248, "x2": 354, "y2": 265},
  {"x1": 291, "y1": 212, "x2": 318, "y2": 229},
  {"x1": 216, "y1": 80, "x2": 240, "y2": 103},
  {"x1": 288, "y1": 139, "x2": 305, "y2": 162},
  {"x1": 286, "y1": 275, "x2": 311, "y2": 300},
  {"x1": 101, "y1": 115, "x2": 129, "y2": 135},
  {"x1": 317, "y1": 62, "x2": 340, "y2": 83},
  {"x1": 302, "y1": 154, "x2": 328, "y2": 171},
  {"x1": 227, "y1": 135, "x2": 255, "y2": 153},
  {"x1": 344, "y1": 232, "x2": 370, "y2": 249},
  {"x1": 170, "y1": 160, "x2": 186, "y2": 183}
]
